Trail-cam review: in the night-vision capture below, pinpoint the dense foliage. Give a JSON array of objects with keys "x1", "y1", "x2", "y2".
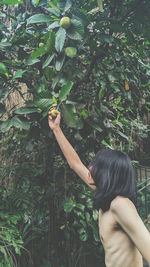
[{"x1": 0, "y1": 0, "x2": 150, "y2": 266}]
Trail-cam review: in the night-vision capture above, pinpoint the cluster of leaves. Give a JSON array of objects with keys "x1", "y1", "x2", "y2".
[{"x1": 0, "y1": 0, "x2": 150, "y2": 266}]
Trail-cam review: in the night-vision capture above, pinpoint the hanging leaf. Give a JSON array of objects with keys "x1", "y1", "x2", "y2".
[
  {"x1": 48, "y1": 21, "x2": 60, "y2": 30},
  {"x1": 97, "y1": 0, "x2": 104, "y2": 12},
  {"x1": 72, "y1": 8, "x2": 89, "y2": 26},
  {"x1": 117, "y1": 130, "x2": 128, "y2": 140},
  {"x1": 55, "y1": 28, "x2": 66, "y2": 52},
  {"x1": 34, "y1": 98, "x2": 53, "y2": 109},
  {"x1": 31, "y1": 47, "x2": 47, "y2": 60},
  {"x1": 13, "y1": 69, "x2": 26, "y2": 79},
  {"x1": 42, "y1": 54, "x2": 55, "y2": 69},
  {"x1": 63, "y1": 0, "x2": 73, "y2": 14},
  {"x1": 46, "y1": 31, "x2": 55, "y2": 52},
  {"x1": 27, "y1": 14, "x2": 51, "y2": 25},
  {"x1": 0, "y1": 42, "x2": 11, "y2": 49},
  {"x1": 62, "y1": 104, "x2": 83, "y2": 129},
  {"x1": 47, "y1": 8, "x2": 61, "y2": 17},
  {"x1": 55, "y1": 53, "x2": 65, "y2": 71},
  {"x1": 14, "y1": 107, "x2": 39, "y2": 114},
  {"x1": 59, "y1": 81, "x2": 73, "y2": 101},
  {"x1": 67, "y1": 20, "x2": 84, "y2": 40},
  {"x1": 11, "y1": 117, "x2": 30, "y2": 130},
  {"x1": 26, "y1": 58, "x2": 40, "y2": 65},
  {"x1": 64, "y1": 200, "x2": 75, "y2": 212}
]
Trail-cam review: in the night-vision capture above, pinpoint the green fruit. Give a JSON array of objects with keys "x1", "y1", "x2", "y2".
[
  {"x1": 51, "y1": 109, "x2": 57, "y2": 118},
  {"x1": 65, "y1": 47, "x2": 77, "y2": 58},
  {"x1": 37, "y1": 108, "x2": 42, "y2": 113},
  {"x1": 0, "y1": 62, "x2": 8, "y2": 77},
  {"x1": 60, "y1": 17, "x2": 71, "y2": 29},
  {"x1": 39, "y1": 43, "x2": 44, "y2": 48}
]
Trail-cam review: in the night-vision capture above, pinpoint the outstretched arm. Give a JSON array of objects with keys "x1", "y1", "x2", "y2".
[
  {"x1": 48, "y1": 109, "x2": 96, "y2": 191},
  {"x1": 111, "y1": 196, "x2": 150, "y2": 266}
]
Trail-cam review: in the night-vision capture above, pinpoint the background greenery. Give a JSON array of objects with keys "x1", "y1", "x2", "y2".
[{"x1": 0, "y1": 0, "x2": 150, "y2": 266}]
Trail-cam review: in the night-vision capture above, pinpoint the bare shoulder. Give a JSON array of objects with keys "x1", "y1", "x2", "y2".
[{"x1": 110, "y1": 195, "x2": 136, "y2": 214}]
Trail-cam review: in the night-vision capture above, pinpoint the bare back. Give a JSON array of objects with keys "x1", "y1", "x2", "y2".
[{"x1": 99, "y1": 201, "x2": 143, "y2": 267}]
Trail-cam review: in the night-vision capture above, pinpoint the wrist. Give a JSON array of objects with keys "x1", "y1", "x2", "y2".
[{"x1": 53, "y1": 126, "x2": 61, "y2": 134}]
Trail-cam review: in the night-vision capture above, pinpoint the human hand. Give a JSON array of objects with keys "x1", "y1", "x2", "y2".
[{"x1": 48, "y1": 108, "x2": 61, "y2": 131}]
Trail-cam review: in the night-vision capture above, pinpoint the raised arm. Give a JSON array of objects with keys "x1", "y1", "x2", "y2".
[
  {"x1": 111, "y1": 196, "x2": 150, "y2": 266},
  {"x1": 48, "y1": 109, "x2": 96, "y2": 191}
]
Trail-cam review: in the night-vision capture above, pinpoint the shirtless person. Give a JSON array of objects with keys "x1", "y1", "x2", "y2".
[{"x1": 48, "y1": 109, "x2": 150, "y2": 267}]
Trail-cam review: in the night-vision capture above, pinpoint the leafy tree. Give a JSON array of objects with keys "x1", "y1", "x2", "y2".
[{"x1": 0, "y1": 0, "x2": 150, "y2": 266}]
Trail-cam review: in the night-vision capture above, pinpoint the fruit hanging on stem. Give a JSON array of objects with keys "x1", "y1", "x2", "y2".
[
  {"x1": 65, "y1": 47, "x2": 77, "y2": 58},
  {"x1": 60, "y1": 17, "x2": 71, "y2": 29}
]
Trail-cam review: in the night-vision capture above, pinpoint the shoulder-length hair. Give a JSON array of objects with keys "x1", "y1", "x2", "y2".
[{"x1": 89, "y1": 149, "x2": 137, "y2": 212}]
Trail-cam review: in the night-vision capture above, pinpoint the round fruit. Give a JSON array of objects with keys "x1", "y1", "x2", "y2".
[
  {"x1": 65, "y1": 47, "x2": 77, "y2": 58},
  {"x1": 39, "y1": 43, "x2": 44, "y2": 48},
  {"x1": 51, "y1": 109, "x2": 57, "y2": 118},
  {"x1": 60, "y1": 17, "x2": 71, "y2": 29}
]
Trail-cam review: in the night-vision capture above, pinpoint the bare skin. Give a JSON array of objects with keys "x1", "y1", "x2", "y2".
[
  {"x1": 48, "y1": 109, "x2": 150, "y2": 267},
  {"x1": 99, "y1": 200, "x2": 143, "y2": 267}
]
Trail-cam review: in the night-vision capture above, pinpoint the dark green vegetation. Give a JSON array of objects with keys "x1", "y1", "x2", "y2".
[{"x1": 0, "y1": 0, "x2": 150, "y2": 266}]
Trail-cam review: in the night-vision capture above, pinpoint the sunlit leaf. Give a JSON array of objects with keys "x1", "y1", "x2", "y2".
[
  {"x1": 55, "y1": 28, "x2": 66, "y2": 52},
  {"x1": 59, "y1": 81, "x2": 73, "y2": 101},
  {"x1": 27, "y1": 14, "x2": 51, "y2": 25}
]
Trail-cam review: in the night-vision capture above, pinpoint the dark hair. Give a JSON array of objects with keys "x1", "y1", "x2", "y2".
[{"x1": 89, "y1": 149, "x2": 137, "y2": 212}]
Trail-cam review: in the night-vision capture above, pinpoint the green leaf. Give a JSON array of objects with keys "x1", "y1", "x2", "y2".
[
  {"x1": 86, "y1": 120, "x2": 103, "y2": 133},
  {"x1": 27, "y1": 14, "x2": 51, "y2": 25},
  {"x1": 115, "y1": 96, "x2": 121, "y2": 106},
  {"x1": 13, "y1": 69, "x2": 26, "y2": 79},
  {"x1": 55, "y1": 52, "x2": 65, "y2": 71},
  {"x1": 47, "y1": 8, "x2": 61, "y2": 17},
  {"x1": 0, "y1": 119, "x2": 12, "y2": 132},
  {"x1": 34, "y1": 98, "x2": 53, "y2": 109},
  {"x1": 67, "y1": 20, "x2": 84, "y2": 40},
  {"x1": 48, "y1": 21, "x2": 60, "y2": 30},
  {"x1": 26, "y1": 58, "x2": 40, "y2": 65},
  {"x1": 46, "y1": 31, "x2": 55, "y2": 52},
  {"x1": 0, "y1": 0, "x2": 23, "y2": 5},
  {"x1": 75, "y1": 203, "x2": 85, "y2": 211},
  {"x1": 62, "y1": 104, "x2": 83, "y2": 129},
  {"x1": 99, "y1": 34, "x2": 114, "y2": 43},
  {"x1": 55, "y1": 28, "x2": 66, "y2": 52},
  {"x1": 72, "y1": 8, "x2": 89, "y2": 26},
  {"x1": 97, "y1": 0, "x2": 104, "y2": 12},
  {"x1": 14, "y1": 107, "x2": 39, "y2": 114},
  {"x1": 59, "y1": 81, "x2": 73, "y2": 101},
  {"x1": 64, "y1": 200, "x2": 74, "y2": 212},
  {"x1": 78, "y1": 228, "x2": 88, "y2": 241},
  {"x1": 42, "y1": 54, "x2": 55, "y2": 69},
  {"x1": 99, "y1": 88, "x2": 105, "y2": 100},
  {"x1": 0, "y1": 103, "x2": 6, "y2": 114},
  {"x1": 93, "y1": 210, "x2": 98, "y2": 221},
  {"x1": 11, "y1": 117, "x2": 30, "y2": 130},
  {"x1": 63, "y1": 0, "x2": 73, "y2": 14},
  {"x1": 117, "y1": 130, "x2": 128, "y2": 140},
  {"x1": 31, "y1": 47, "x2": 47, "y2": 60},
  {"x1": 32, "y1": 0, "x2": 39, "y2": 7},
  {"x1": 0, "y1": 42, "x2": 11, "y2": 49}
]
